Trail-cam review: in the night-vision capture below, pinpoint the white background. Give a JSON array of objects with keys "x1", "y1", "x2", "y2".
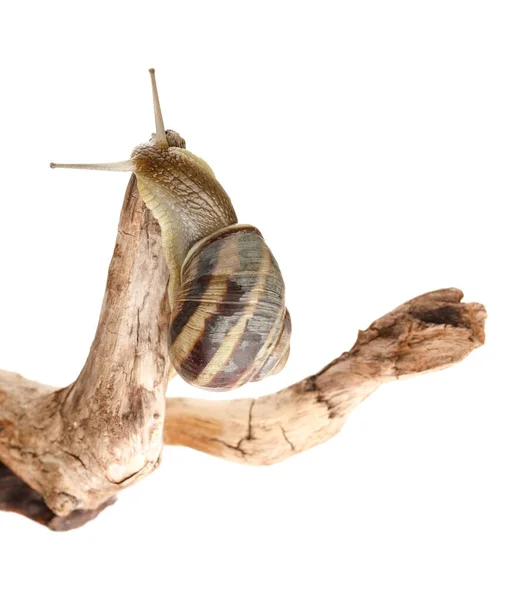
[{"x1": 0, "y1": 1, "x2": 514, "y2": 599}]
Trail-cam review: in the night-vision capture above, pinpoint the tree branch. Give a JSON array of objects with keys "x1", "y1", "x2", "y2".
[
  {"x1": 0, "y1": 175, "x2": 170, "y2": 517},
  {"x1": 0, "y1": 172, "x2": 487, "y2": 529},
  {"x1": 163, "y1": 288, "x2": 486, "y2": 465},
  {"x1": 0, "y1": 461, "x2": 116, "y2": 531}
]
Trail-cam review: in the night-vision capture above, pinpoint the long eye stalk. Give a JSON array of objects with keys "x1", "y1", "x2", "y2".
[
  {"x1": 49, "y1": 160, "x2": 135, "y2": 172},
  {"x1": 50, "y1": 69, "x2": 168, "y2": 171},
  {"x1": 149, "y1": 68, "x2": 168, "y2": 146}
]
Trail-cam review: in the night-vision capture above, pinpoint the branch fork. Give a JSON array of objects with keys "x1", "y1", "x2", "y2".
[{"x1": 0, "y1": 175, "x2": 486, "y2": 529}]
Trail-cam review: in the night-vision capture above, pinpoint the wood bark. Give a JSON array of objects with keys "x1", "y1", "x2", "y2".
[
  {"x1": 164, "y1": 288, "x2": 486, "y2": 465},
  {"x1": 0, "y1": 175, "x2": 486, "y2": 530},
  {"x1": 0, "y1": 461, "x2": 116, "y2": 531},
  {"x1": 0, "y1": 175, "x2": 170, "y2": 518}
]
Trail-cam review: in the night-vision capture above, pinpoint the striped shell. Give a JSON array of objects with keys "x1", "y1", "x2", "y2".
[{"x1": 169, "y1": 225, "x2": 291, "y2": 390}]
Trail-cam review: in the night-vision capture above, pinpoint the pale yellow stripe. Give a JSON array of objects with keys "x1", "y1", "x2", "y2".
[
  {"x1": 196, "y1": 247, "x2": 272, "y2": 388},
  {"x1": 171, "y1": 234, "x2": 239, "y2": 366},
  {"x1": 246, "y1": 297, "x2": 286, "y2": 383},
  {"x1": 268, "y1": 324, "x2": 290, "y2": 376}
]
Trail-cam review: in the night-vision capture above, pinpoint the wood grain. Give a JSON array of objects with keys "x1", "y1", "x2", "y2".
[
  {"x1": 0, "y1": 174, "x2": 487, "y2": 529},
  {"x1": 164, "y1": 288, "x2": 486, "y2": 464}
]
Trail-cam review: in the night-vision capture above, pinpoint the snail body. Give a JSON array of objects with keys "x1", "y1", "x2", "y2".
[
  {"x1": 51, "y1": 70, "x2": 291, "y2": 391},
  {"x1": 130, "y1": 134, "x2": 237, "y2": 293}
]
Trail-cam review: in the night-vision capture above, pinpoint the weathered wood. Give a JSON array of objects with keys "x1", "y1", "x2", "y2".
[
  {"x1": 0, "y1": 172, "x2": 487, "y2": 530},
  {"x1": 164, "y1": 288, "x2": 486, "y2": 464},
  {"x1": 0, "y1": 461, "x2": 115, "y2": 530},
  {"x1": 0, "y1": 174, "x2": 170, "y2": 517}
]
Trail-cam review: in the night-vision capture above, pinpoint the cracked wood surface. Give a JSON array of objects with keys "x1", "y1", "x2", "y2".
[
  {"x1": 0, "y1": 175, "x2": 171, "y2": 517},
  {"x1": 0, "y1": 461, "x2": 116, "y2": 531},
  {"x1": 164, "y1": 288, "x2": 486, "y2": 465},
  {"x1": 0, "y1": 171, "x2": 486, "y2": 529}
]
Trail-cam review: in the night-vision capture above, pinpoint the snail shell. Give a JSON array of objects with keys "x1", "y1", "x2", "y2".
[{"x1": 170, "y1": 224, "x2": 291, "y2": 390}]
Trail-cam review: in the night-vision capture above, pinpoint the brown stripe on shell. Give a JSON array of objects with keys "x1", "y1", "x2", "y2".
[
  {"x1": 201, "y1": 243, "x2": 272, "y2": 389},
  {"x1": 253, "y1": 308, "x2": 292, "y2": 380},
  {"x1": 207, "y1": 318, "x2": 269, "y2": 389},
  {"x1": 169, "y1": 275, "x2": 214, "y2": 346},
  {"x1": 181, "y1": 224, "x2": 262, "y2": 279},
  {"x1": 179, "y1": 276, "x2": 250, "y2": 382},
  {"x1": 239, "y1": 254, "x2": 288, "y2": 385},
  {"x1": 172, "y1": 228, "x2": 260, "y2": 387},
  {"x1": 206, "y1": 236, "x2": 286, "y2": 390},
  {"x1": 169, "y1": 233, "x2": 240, "y2": 368},
  {"x1": 170, "y1": 225, "x2": 290, "y2": 391},
  {"x1": 169, "y1": 230, "x2": 230, "y2": 345}
]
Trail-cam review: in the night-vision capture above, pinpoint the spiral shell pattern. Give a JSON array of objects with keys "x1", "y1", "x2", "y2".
[{"x1": 169, "y1": 225, "x2": 291, "y2": 390}]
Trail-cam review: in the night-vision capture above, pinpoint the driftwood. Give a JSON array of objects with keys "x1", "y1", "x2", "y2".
[{"x1": 0, "y1": 175, "x2": 486, "y2": 530}]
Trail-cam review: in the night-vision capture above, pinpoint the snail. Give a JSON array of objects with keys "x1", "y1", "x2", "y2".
[{"x1": 50, "y1": 69, "x2": 291, "y2": 391}]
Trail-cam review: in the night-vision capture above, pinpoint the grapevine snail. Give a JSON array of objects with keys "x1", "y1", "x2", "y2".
[{"x1": 50, "y1": 69, "x2": 291, "y2": 391}]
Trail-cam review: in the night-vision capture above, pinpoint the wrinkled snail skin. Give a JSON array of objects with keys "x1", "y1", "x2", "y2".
[
  {"x1": 50, "y1": 71, "x2": 291, "y2": 391},
  {"x1": 131, "y1": 137, "x2": 238, "y2": 293}
]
